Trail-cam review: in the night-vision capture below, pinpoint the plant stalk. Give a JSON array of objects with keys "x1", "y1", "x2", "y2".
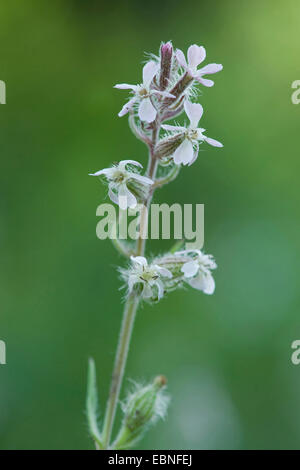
[
  {"x1": 101, "y1": 293, "x2": 140, "y2": 449},
  {"x1": 101, "y1": 121, "x2": 160, "y2": 449}
]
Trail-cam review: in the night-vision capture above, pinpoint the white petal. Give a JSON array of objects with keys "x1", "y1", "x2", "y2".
[
  {"x1": 184, "y1": 101, "x2": 203, "y2": 128},
  {"x1": 118, "y1": 183, "x2": 137, "y2": 209},
  {"x1": 161, "y1": 124, "x2": 186, "y2": 132},
  {"x1": 128, "y1": 274, "x2": 138, "y2": 292},
  {"x1": 156, "y1": 266, "x2": 173, "y2": 278},
  {"x1": 89, "y1": 168, "x2": 111, "y2": 177},
  {"x1": 175, "y1": 49, "x2": 187, "y2": 68},
  {"x1": 142, "y1": 283, "x2": 153, "y2": 299},
  {"x1": 187, "y1": 45, "x2": 206, "y2": 68},
  {"x1": 189, "y1": 272, "x2": 215, "y2": 295},
  {"x1": 154, "y1": 279, "x2": 164, "y2": 300},
  {"x1": 173, "y1": 139, "x2": 194, "y2": 165},
  {"x1": 181, "y1": 260, "x2": 199, "y2": 278},
  {"x1": 114, "y1": 83, "x2": 137, "y2": 90},
  {"x1": 138, "y1": 97, "x2": 157, "y2": 122},
  {"x1": 195, "y1": 76, "x2": 214, "y2": 87},
  {"x1": 130, "y1": 173, "x2": 153, "y2": 185},
  {"x1": 198, "y1": 63, "x2": 223, "y2": 75},
  {"x1": 202, "y1": 273, "x2": 215, "y2": 294},
  {"x1": 118, "y1": 97, "x2": 136, "y2": 117},
  {"x1": 108, "y1": 186, "x2": 120, "y2": 205},
  {"x1": 188, "y1": 142, "x2": 199, "y2": 166},
  {"x1": 142, "y1": 61, "x2": 159, "y2": 87},
  {"x1": 118, "y1": 160, "x2": 143, "y2": 171},
  {"x1": 205, "y1": 137, "x2": 223, "y2": 147},
  {"x1": 131, "y1": 256, "x2": 148, "y2": 267}
]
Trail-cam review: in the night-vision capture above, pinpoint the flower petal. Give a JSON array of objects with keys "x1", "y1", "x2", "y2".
[
  {"x1": 118, "y1": 97, "x2": 136, "y2": 117},
  {"x1": 199, "y1": 63, "x2": 223, "y2": 75},
  {"x1": 184, "y1": 101, "x2": 203, "y2": 128},
  {"x1": 114, "y1": 83, "x2": 137, "y2": 90},
  {"x1": 181, "y1": 260, "x2": 199, "y2": 278},
  {"x1": 189, "y1": 272, "x2": 215, "y2": 294},
  {"x1": 142, "y1": 61, "x2": 159, "y2": 87},
  {"x1": 128, "y1": 274, "x2": 138, "y2": 292},
  {"x1": 138, "y1": 97, "x2": 157, "y2": 122},
  {"x1": 131, "y1": 256, "x2": 148, "y2": 267},
  {"x1": 161, "y1": 124, "x2": 185, "y2": 132},
  {"x1": 173, "y1": 139, "x2": 194, "y2": 165},
  {"x1": 130, "y1": 173, "x2": 153, "y2": 185},
  {"x1": 108, "y1": 186, "x2": 120, "y2": 205},
  {"x1": 156, "y1": 266, "x2": 173, "y2": 278},
  {"x1": 119, "y1": 160, "x2": 143, "y2": 171},
  {"x1": 195, "y1": 77, "x2": 214, "y2": 87},
  {"x1": 155, "y1": 279, "x2": 164, "y2": 300},
  {"x1": 143, "y1": 283, "x2": 153, "y2": 298},
  {"x1": 89, "y1": 168, "x2": 111, "y2": 177},
  {"x1": 175, "y1": 48, "x2": 187, "y2": 68},
  {"x1": 187, "y1": 45, "x2": 206, "y2": 68},
  {"x1": 205, "y1": 137, "x2": 223, "y2": 147},
  {"x1": 188, "y1": 142, "x2": 199, "y2": 166},
  {"x1": 118, "y1": 183, "x2": 137, "y2": 209},
  {"x1": 203, "y1": 273, "x2": 216, "y2": 295}
]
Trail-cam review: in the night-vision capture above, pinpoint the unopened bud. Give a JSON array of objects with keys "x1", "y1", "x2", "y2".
[
  {"x1": 126, "y1": 178, "x2": 152, "y2": 205},
  {"x1": 155, "y1": 134, "x2": 184, "y2": 160},
  {"x1": 160, "y1": 42, "x2": 173, "y2": 90},
  {"x1": 113, "y1": 377, "x2": 169, "y2": 449},
  {"x1": 164, "y1": 72, "x2": 193, "y2": 106},
  {"x1": 154, "y1": 375, "x2": 167, "y2": 388}
]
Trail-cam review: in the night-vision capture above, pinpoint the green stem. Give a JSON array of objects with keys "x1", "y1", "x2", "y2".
[
  {"x1": 101, "y1": 122, "x2": 160, "y2": 449},
  {"x1": 101, "y1": 293, "x2": 140, "y2": 449}
]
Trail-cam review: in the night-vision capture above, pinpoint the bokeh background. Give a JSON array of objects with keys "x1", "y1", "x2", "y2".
[{"x1": 1, "y1": 0, "x2": 300, "y2": 450}]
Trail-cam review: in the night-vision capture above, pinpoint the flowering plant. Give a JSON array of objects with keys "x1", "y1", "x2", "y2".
[{"x1": 87, "y1": 42, "x2": 223, "y2": 449}]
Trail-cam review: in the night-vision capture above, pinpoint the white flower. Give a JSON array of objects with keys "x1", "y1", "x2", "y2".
[
  {"x1": 175, "y1": 249, "x2": 217, "y2": 295},
  {"x1": 161, "y1": 100, "x2": 223, "y2": 165},
  {"x1": 127, "y1": 256, "x2": 172, "y2": 301},
  {"x1": 176, "y1": 44, "x2": 223, "y2": 87},
  {"x1": 89, "y1": 160, "x2": 153, "y2": 210},
  {"x1": 114, "y1": 61, "x2": 174, "y2": 123}
]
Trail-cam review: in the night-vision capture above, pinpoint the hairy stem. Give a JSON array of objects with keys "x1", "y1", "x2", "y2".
[
  {"x1": 101, "y1": 121, "x2": 160, "y2": 449},
  {"x1": 101, "y1": 293, "x2": 140, "y2": 449}
]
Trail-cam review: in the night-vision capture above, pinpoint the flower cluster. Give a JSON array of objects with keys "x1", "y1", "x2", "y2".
[
  {"x1": 161, "y1": 100, "x2": 222, "y2": 165},
  {"x1": 174, "y1": 249, "x2": 217, "y2": 294},
  {"x1": 120, "y1": 256, "x2": 172, "y2": 302},
  {"x1": 114, "y1": 61, "x2": 174, "y2": 122},
  {"x1": 90, "y1": 42, "x2": 223, "y2": 208},
  {"x1": 87, "y1": 41, "x2": 223, "y2": 451},
  {"x1": 120, "y1": 249, "x2": 217, "y2": 303},
  {"x1": 176, "y1": 44, "x2": 223, "y2": 87}
]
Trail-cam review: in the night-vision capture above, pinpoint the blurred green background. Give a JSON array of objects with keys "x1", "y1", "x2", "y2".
[{"x1": 1, "y1": 0, "x2": 300, "y2": 450}]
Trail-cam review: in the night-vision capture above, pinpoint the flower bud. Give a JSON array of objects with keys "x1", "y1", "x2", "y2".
[
  {"x1": 126, "y1": 178, "x2": 152, "y2": 205},
  {"x1": 113, "y1": 377, "x2": 169, "y2": 449},
  {"x1": 159, "y1": 42, "x2": 173, "y2": 90},
  {"x1": 155, "y1": 134, "x2": 184, "y2": 160},
  {"x1": 164, "y1": 72, "x2": 193, "y2": 106}
]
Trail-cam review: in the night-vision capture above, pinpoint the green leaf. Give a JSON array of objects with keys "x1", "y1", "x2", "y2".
[{"x1": 86, "y1": 358, "x2": 103, "y2": 449}]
